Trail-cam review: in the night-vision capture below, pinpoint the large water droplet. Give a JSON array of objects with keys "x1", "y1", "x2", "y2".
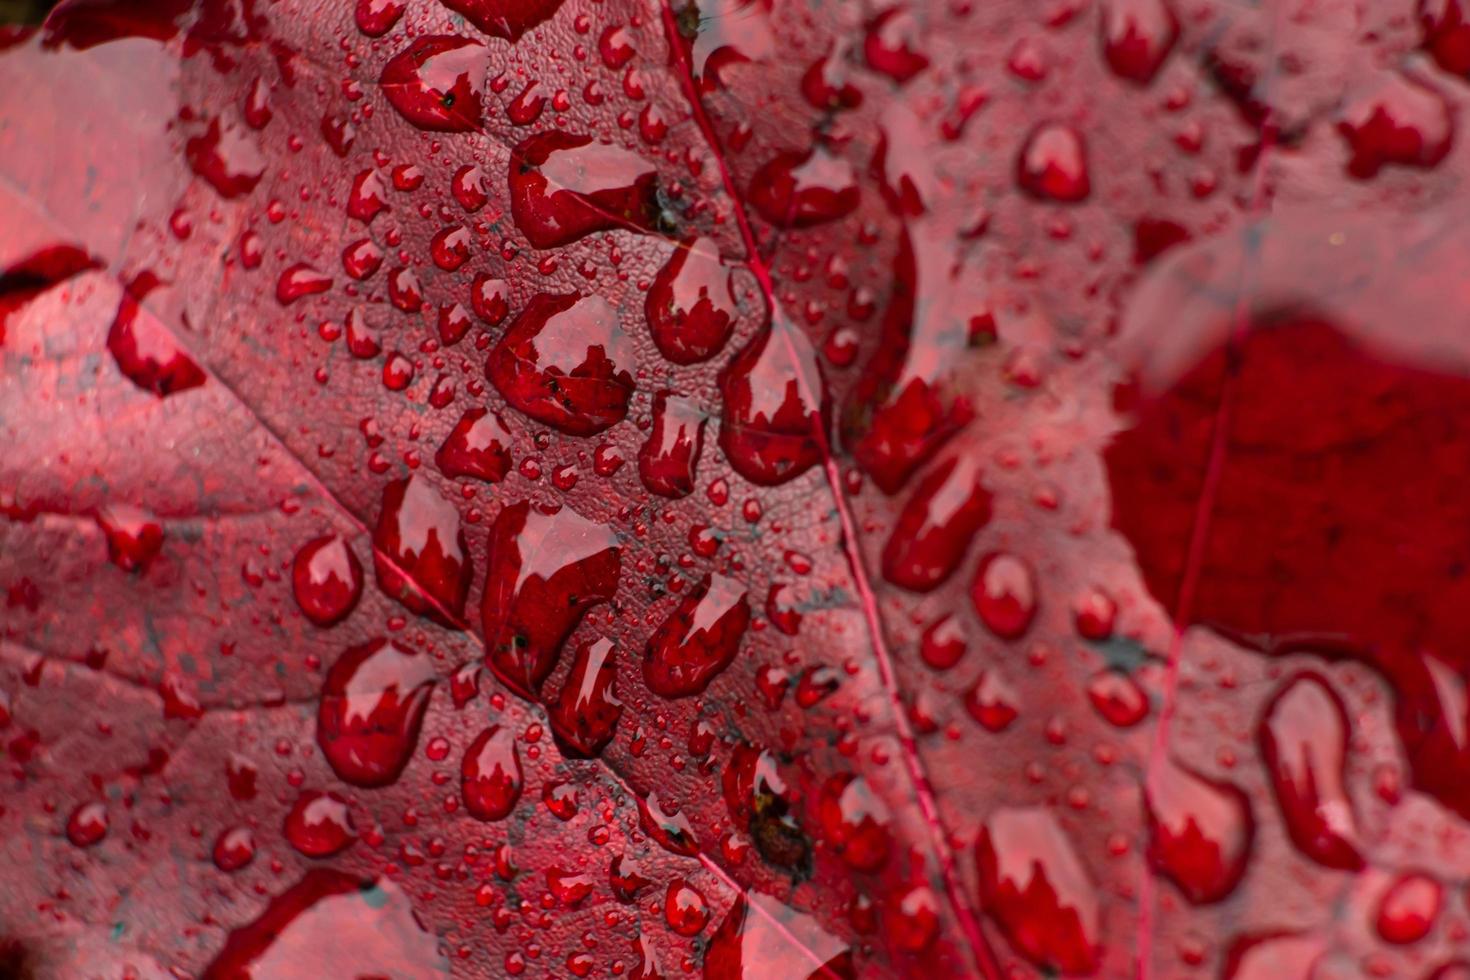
[
  {"x1": 970, "y1": 552, "x2": 1038, "y2": 640},
  {"x1": 291, "y1": 535, "x2": 363, "y2": 627},
  {"x1": 638, "y1": 392, "x2": 707, "y2": 499},
  {"x1": 440, "y1": 0, "x2": 566, "y2": 42},
  {"x1": 646, "y1": 238, "x2": 740, "y2": 365},
  {"x1": 508, "y1": 131, "x2": 658, "y2": 248},
  {"x1": 976, "y1": 807, "x2": 1100, "y2": 975},
  {"x1": 719, "y1": 322, "x2": 829, "y2": 486},
  {"x1": 316, "y1": 637, "x2": 436, "y2": 788},
  {"x1": 815, "y1": 774, "x2": 891, "y2": 872},
  {"x1": 1099, "y1": 0, "x2": 1178, "y2": 84},
  {"x1": 185, "y1": 119, "x2": 265, "y2": 199},
  {"x1": 1144, "y1": 758, "x2": 1253, "y2": 904},
  {"x1": 881, "y1": 454, "x2": 991, "y2": 592},
  {"x1": 373, "y1": 474, "x2": 472, "y2": 626},
  {"x1": 203, "y1": 870, "x2": 447, "y2": 978},
  {"x1": 749, "y1": 147, "x2": 860, "y2": 228},
  {"x1": 462, "y1": 724, "x2": 522, "y2": 821},
  {"x1": 108, "y1": 273, "x2": 206, "y2": 398},
  {"x1": 548, "y1": 637, "x2": 623, "y2": 758},
  {"x1": 481, "y1": 501, "x2": 621, "y2": 697},
  {"x1": 487, "y1": 292, "x2": 636, "y2": 436},
  {"x1": 644, "y1": 573, "x2": 750, "y2": 698},
  {"x1": 380, "y1": 36, "x2": 487, "y2": 132},
  {"x1": 436, "y1": 407, "x2": 513, "y2": 483},
  {"x1": 1259, "y1": 672, "x2": 1363, "y2": 870}
]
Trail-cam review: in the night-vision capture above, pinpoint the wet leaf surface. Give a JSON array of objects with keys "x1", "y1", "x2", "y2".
[{"x1": 4, "y1": 0, "x2": 1470, "y2": 977}]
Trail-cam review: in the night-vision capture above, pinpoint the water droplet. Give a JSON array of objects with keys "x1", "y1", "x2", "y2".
[
  {"x1": 1016, "y1": 123, "x2": 1090, "y2": 202},
  {"x1": 1099, "y1": 0, "x2": 1178, "y2": 84},
  {"x1": 1144, "y1": 758, "x2": 1253, "y2": 904},
  {"x1": 719, "y1": 322, "x2": 829, "y2": 486},
  {"x1": 508, "y1": 131, "x2": 658, "y2": 249},
  {"x1": 462, "y1": 724, "x2": 522, "y2": 821},
  {"x1": 436, "y1": 408, "x2": 513, "y2": 483},
  {"x1": 316, "y1": 637, "x2": 436, "y2": 787},
  {"x1": 749, "y1": 147, "x2": 860, "y2": 228},
  {"x1": 919, "y1": 614, "x2": 967, "y2": 670},
  {"x1": 452, "y1": 165, "x2": 490, "y2": 212},
  {"x1": 284, "y1": 790, "x2": 356, "y2": 857},
  {"x1": 487, "y1": 292, "x2": 636, "y2": 436},
  {"x1": 430, "y1": 225, "x2": 472, "y2": 271},
  {"x1": 1259, "y1": 672, "x2": 1363, "y2": 870},
  {"x1": 816, "y1": 774, "x2": 891, "y2": 872},
  {"x1": 355, "y1": 0, "x2": 405, "y2": 36},
  {"x1": 213, "y1": 826, "x2": 256, "y2": 872},
  {"x1": 548, "y1": 637, "x2": 623, "y2": 758},
  {"x1": 547, "y1": 867, "x2": 595, "y2": 906},
  {"x1": 108, "y1": 273, "x2": 206, "y2": 397},
  {"x1": 291, "y1": 535, "x2": 363, "y2": 627},
  {"x1": 638, "y1": 392, "x2": 707, "y2": 499},
  {"x1": 481, "y1": 501, "x2": 621, "y2": 697},
  {"x1": 380, "y1": 36, "x2": 487, "y2": 132},
  {"x1": 644, "y1": 573, "x2": 750, "y2": 698},
  {"x1": 276, "y1": 263, "x2": 332, "y2": 305},
  {"x1": 646, "y1": 237, "x2": 739, "y2": 365},
  {"x1": 884, "y1": 885, "x2": 939, "y2": 953},
  {"x1": 373, "y1": 474, "x2": 473, "y2": 626},
  {"x1": 638, "y1": 790, "x2": 697, "y2": 855},
  {"x1": 966, "y1": 670, "x2": 1019, "y2": 732},
  {"x1": 970, "y1": 552, "x2": 1037, "y2": 640},
  {"x1": 204, "y1": 870, "x2": 447, "y2": 976},
  {"x1": 664, "y1": 880, "x2": 709, "y2": 937},
  {"x1": 185, "y1": 119, "x2": 264, "y2": 199},
  {"x1": 95, "y1": 504, "x2": 164, "y2": 572},
  {"x1": 1086, "y1": 670, "x2": 1149, "y2": 727},
  {"x1": 440, "y1": 0, "x2": 566, "y2": 42},
  {"x1": 610, "y1": 852, "x2": 652, "y2": 902},
  {"x1": 881, "y1": 455, "x2": 991, "y2": 592},
  {"x1": 348, "y1": 169, "x2": 388, "y2": 223},
  {"x1": 1337, "y1": 71, "x2": 1453, "y2": 179},
  {"x1": 864, "y1": 7, "x2": 929, "y2": 84},
  {"x1": 66, "y1": 802, "x2": 108, "y2": 847},
  {"x1": 341, "y1": 238, "x2": 383, "y2": 281},
  {"x1": 976, "y1": 807, "x2": 1100, "y2": 975},
  {"x1": 1375, "y1": 871, "x2": 1442, "y2": 944},
  {"x1": 471, "y1": 274, "x2": 510, "y2": 324}
]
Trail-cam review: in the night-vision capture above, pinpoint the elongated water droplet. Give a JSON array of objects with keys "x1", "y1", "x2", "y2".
[
  {"x1": 644, "y1": 573, "x2": 750, "y2": 698},
  {"x1": 881, "y1": 455, "x2": 990, "y2": 592},
  {"x1": 317, "y1": 637, "x2": 436, "y2": 787},
  {"x1": 481, "y1": 501, "x2": 621, "y2": 697},
  {"x1": 719, "y1": 323, "x2": 829, "y2": 486},
  {"x1": 638, "y1": 392, "x2": 706, "y2": 499},
  {"x1": 548, "y1": 637, "x2": 623, "y2": 758},
  {"x1": 1259, "y1": 672, "x2": 1363, "y2": 870},
  {"x1": 373, "y1": 474, "x2": 472, "y2": 626},
  {"x1": 976, "y1": 806, "x2": 1100, "y2": 975},
  {"x1": 1144, "y1": 758, "x2": 1253, "y2": 904},
  {"x1": 646, "y1": 237, "x2": 739, "y2": 365},
  {"x1": 462, "y1": 724, "x2": 522, "y2": 821}
]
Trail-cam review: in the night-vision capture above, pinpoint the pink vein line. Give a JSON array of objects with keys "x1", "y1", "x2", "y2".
[
  {"x1": 1133, "y1": 47, "x2": 1282, "y2": 980},
  {"x1": 657, "y1": 6, "x2": 1001, "y2": 978}
]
